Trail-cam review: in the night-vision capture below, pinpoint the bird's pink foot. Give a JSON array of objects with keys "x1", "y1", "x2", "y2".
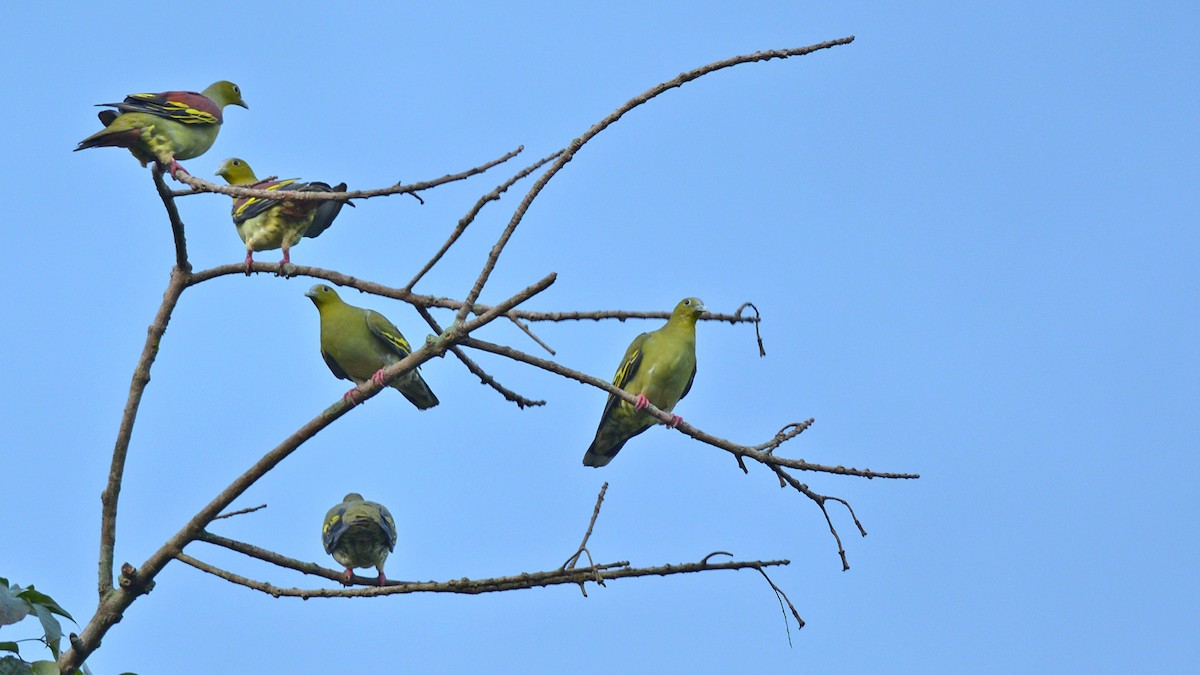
[
  {"x1": 243, "y1": 251, "x2": 254, "y2": 276},
  {"x1": 342, "y1": 389, "x2": 361, "y2": 406},
  {"x1": 377, "y1": 571, "x2": 388, "y2": 587},
  {"x1": 633, "y1": 393, "x2": 650, "y2": 410},
  {"x1": 342, "y1": 568, "x2": 353, "y2": 585},
  {"x1": 371, "y1": 370, "x2": 387, "y2": 386},
  {"x1": 167, "y1": 160, "x2": 190, "y2": 180},
  {"x1": 276, "y1": 251, "x2": 296, "y2": 277},
  {"x1": 669, "y1": 414, "x2": 683, "y2": 428}
]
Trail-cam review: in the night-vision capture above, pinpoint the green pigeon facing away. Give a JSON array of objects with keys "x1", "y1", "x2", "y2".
[
  {"x1": 305, "y1": 284, "x2": 439, "y2": 409},
  {"x1": 215, "y1": 158, "x2": 350, "y2": 273},
  {"x1": 322, "y1": 493, "x2": 397, "y2": 586},
  {"x1": 75, "y1": 81, "x2": 247, "y2": 178},
  {"x1": 583, "y1": 297, "x2": 706, "y2": 468}
]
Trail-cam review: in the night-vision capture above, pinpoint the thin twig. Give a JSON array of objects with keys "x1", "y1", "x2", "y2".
[
  {"x1": 507, "y1": 315, "x2": 556, "y2": 355},
  {"x1": 212, "y1": 504, "x2": 267, "y2": 521},
  {"x1": 185, "y1": 262, "x2": 761, "y2": 331},
  {"x1": 561, "y1": 482, "x2": 609, "y2": 571},
  {"x1": 754, "y1": 564, "x2": 806, "y2": 642},
  {"x1": 170, "y1": 146, "x2": 524, "y2": 201},
  {"x1": 734, "y1": 302, "x2": 766, "y2": 357},
  {"x1": 174, "y1": 550, "x2": 790, "y2": 599},
  {"x1": 405, "y1": 150, "x2": 561, "y2": 292}
]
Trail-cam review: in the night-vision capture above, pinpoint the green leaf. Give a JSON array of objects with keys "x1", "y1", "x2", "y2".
[
  {"x1": 30, "y1": 605, "x2": 61, "y2": 660},
  {"x1": 29, "y1": 662, "x2": 58, "y2": 675},
  {"x1": 0, "y1": 586, "x2": 31, "y2": 628},
  {"x1": 15, "y1": 591, "x2": 72, "y2": 624}
]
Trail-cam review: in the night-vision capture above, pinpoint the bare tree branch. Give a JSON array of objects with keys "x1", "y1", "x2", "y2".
[
  {"x1": 58, "y1": 37, "x2": 906, "y2": 674},
  {"x1": 185, "y1": 263, "x2": 761, "y2": 331},
  {"x1": 170, "y1": 146, "x2": 525, "y2": 201},
  {"x1": 174, "y1": 550, "x2": 791, "y2": 599},
  {"x1": 151, "y1": 168, "x2": 190, "y2": 271},
  {"x1": 97, "y1": 267, "x2": 188, "y2": 599}
]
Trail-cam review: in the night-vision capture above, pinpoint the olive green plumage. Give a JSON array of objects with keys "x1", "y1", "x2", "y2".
[
  {"x1": 583, "y1": 297, "x2": 706, "y2": 467},
  {"x1": 215, "y1": 157, "x2": 349, "y2": 271},
  {"x1": 75, "y1": 81, "x2": 247, "y2": 177},
  {"x1": 322, "y1": 492, "x2": 397, "y2": 586},
  {"x1": 305, "y1": 284, "x2": 439, "y2": 410}
]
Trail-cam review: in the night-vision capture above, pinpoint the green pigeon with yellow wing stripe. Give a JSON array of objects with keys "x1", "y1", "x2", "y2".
[
  {"x1": 216, "y1": 158, "x2": 350, "y2": 273},
  {"x1": 322, "y1": 492, "x2": 397, "y2": 586},
  {"x1": 305, "y1": 284, "x2": 439, "y2": 410},
  {"x1": 583, "y1": 297, "x2": 706, "y2": 467},
  {"x1": 75, "y1": 81, "x2": 247, "y2": 178}
]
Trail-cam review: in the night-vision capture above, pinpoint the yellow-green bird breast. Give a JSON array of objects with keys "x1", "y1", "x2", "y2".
[
  {"x1": 235, "y1": 200, "x2": 315, "y2": 253},
  {"x1": 319, "y1": 303, "x2": 407, "y2": 383}
]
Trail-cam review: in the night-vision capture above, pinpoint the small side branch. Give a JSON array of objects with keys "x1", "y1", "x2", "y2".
[
  {"x1": 562, "y1": 482, "x2": 609, "y2": 572},
  {"x1": 212, "y1": 504, "x2": 267, "y2": 521}
]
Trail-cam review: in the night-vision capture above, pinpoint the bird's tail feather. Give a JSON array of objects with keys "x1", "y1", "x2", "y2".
[{"x1": 397, "y1": 373, "x2": 439, "y2": 410}]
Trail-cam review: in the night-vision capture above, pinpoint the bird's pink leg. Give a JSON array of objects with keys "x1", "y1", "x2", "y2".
[
  {"x1": 633, "y1": 393, "x2": 650, "y2": 410},
  {"x1": 377, "y1": 571, "x2": 388, "y2": 587},
  {"x1": 276, "y1": 247, "x2": 294, "y2": 277},
  {"x1": 166, "y1": 159, "x2": 190, "y2": 180},
  {"x1": 243, "y1": 250, "x2": 255, "y2": 275},
  {"x1": 669, "y1": 414, "x2": 683, "y2": 428},
  {"x1": 342, "y1": 389, "x2": 361, "y2": 405},
  {"x1": 342, "y1": 568, "x2": 353, "y2": 585},
  {"x1": 371, "y1": 370, "x2": 387, "y2": 386}
]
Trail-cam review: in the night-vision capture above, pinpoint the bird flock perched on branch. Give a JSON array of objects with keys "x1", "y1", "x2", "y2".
[{"x1": 77, "y1": 81, "x2": 708, "y2": 586}]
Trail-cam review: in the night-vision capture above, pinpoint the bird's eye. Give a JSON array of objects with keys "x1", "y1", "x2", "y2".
[
  {"x1": 232, "y1": 159, "x2": 241, "y2": 166},
  {"x1": 684, "y1": 299, "x2": 692, "y2": 305}
]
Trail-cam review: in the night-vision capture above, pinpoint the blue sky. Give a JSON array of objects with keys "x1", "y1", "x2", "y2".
[{"x1": 2, "y1": 2, "x2": 1197, "y2": 673}]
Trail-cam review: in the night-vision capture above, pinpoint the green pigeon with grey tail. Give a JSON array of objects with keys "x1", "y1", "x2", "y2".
[
  {"x1": 215, "y1": 157, "x2": 350, "y2": 273},
  {"x1": 305, "y1": 284, "x2": 439, "y2": 410},
  {"x1": 322, "y1": 493, "x2": 397, "y2": 586},
  {"x1": 75, "y1": 81, "x2": 247, "y2": 178},
  {"x1": 583, "y1": 297, "x2": 706, "y2": 467}
]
